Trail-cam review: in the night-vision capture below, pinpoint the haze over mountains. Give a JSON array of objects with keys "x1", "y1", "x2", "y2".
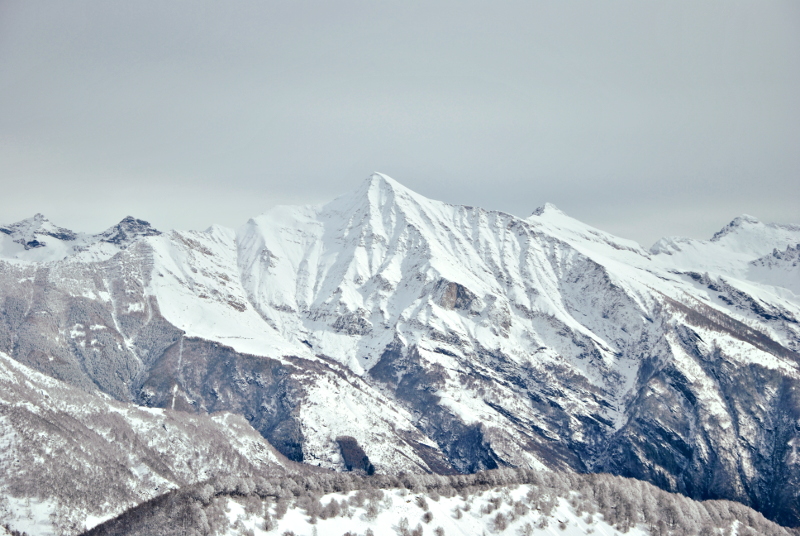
[{"x1": 1, "y1": 174, "x2": 798, "y2": 534}]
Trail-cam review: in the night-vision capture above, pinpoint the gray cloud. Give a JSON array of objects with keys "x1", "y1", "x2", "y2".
[{"x1": 1, "y1": 1, "x2": 798, "y2": 245}]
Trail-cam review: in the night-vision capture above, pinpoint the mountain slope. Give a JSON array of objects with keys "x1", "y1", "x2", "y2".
[{"x1": 0, "y1": 351, "x2": 286, "y2": 536}]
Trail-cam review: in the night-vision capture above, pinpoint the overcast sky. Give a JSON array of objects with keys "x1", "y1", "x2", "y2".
[{"x1": 1, "y1": 1, "x2": 798, "y2": 246}]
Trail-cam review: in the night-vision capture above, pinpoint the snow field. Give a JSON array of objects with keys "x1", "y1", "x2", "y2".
[{"x1": 223, "y1": 485, "x2": 647, "y2": 536}]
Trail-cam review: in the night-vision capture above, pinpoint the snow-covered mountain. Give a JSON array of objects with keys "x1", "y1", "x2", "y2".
[
  {"x1": 0, "y1": 214, "x2": 160, "y2": 263},
  {"x1": 1, "y1": 173, "x2": 799, "y2": 529}
]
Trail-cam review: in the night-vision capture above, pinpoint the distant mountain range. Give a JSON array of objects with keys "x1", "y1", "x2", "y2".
[{"x1": 1, "y1": 174, "x2": 798, "y2": 533}]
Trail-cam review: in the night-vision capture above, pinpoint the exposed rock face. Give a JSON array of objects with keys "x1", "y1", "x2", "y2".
[
  {"x1": 99, "y1": 216, "x2": 162, "y2": 246},
  {"x1": 136, "y1": 336, "x2": 307, "y2": 462},
  {"x1": 336, "y1": 435, "x2": 375, "y2": 474},
  {"x1": 332, "y1": 311, "x2": 373, "y2": 336},
  {"x1": 437, "y1": 280, "x2": 478, "y2": 311},
  {"x1": 369, "y1": 344, "x2": 503, "y2": 474},
  {"x1": 1, "y1": 174, "x2": 800, "y2": 525},
  {"x1": 748, "y1": 243, "x2": 800, "y2": 296}
]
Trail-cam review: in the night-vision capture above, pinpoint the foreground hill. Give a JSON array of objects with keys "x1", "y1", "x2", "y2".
[{"x1": 83, "y1": 467, "x2": 791, "y2": 536}]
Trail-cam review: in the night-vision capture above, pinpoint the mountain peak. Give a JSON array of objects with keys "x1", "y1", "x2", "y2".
[
  {"x1": 711, "y1": 214, "x2": 761, "y2": 242},
  {"x1": 0, "y1": 214, "x2": 77, "y2": 249},
  {"x1": 363, "y1": 172, "x2": 418, "y2": 200},
  {"x1": 530, "y1": 202, "x2": 564, "y2": 217},
  {"x1": 2, "y1": 212, "x2": 50, "y2": 231},
  {"x1": 326, "y1": 173, "x2": 426, "y2": 217},
  {"x1": 737, "y1": 214, "x2": 760, "y2": 224},
  {"x1": 368, "y1": 171, "x2": 400, "y2": 187},
  {"x1": 99, "y1": 216, "x2": 161, "y2": 246}
]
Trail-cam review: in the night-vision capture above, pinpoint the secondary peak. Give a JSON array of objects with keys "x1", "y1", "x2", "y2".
[{"x1": 531, "y1": 202, "x2": 564, "y2": 217}]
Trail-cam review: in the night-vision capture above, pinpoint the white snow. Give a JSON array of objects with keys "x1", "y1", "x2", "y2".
[
  {"x1": 147, "y1": 229, "x2": 313, "y2": 361},
  {"x1": 223, "y1": 485, "x2": 649, "y2": 536}
]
